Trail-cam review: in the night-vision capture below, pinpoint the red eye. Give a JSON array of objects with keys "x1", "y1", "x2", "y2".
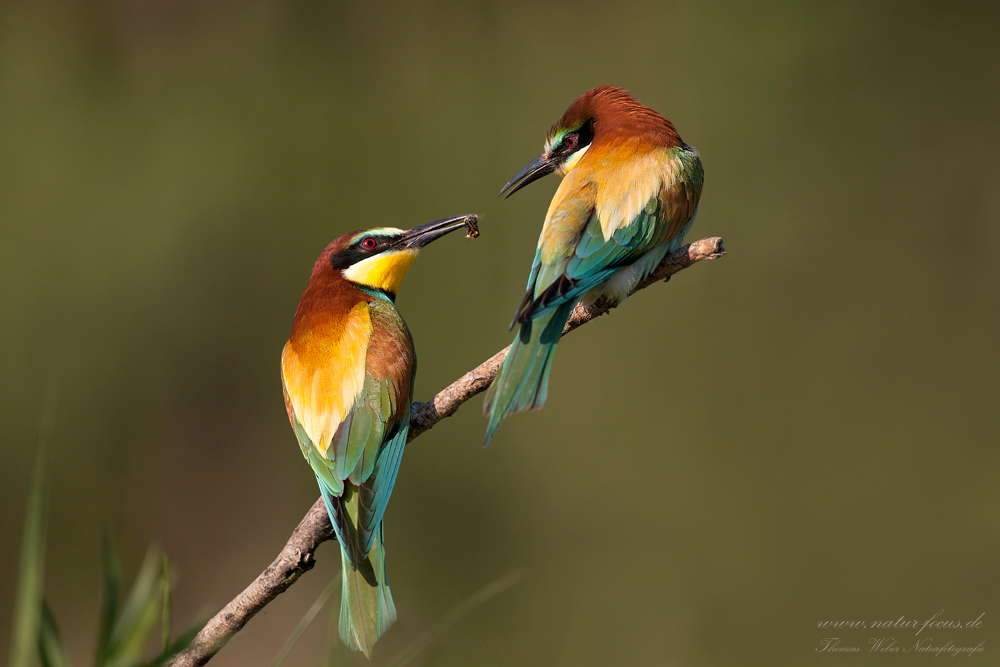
[
  {"x1": 361, "y1": 237, "x2": 377, "y2": 249},
  {"x1": 564, "y1": 133, "x2": 577, "y2": 148}
]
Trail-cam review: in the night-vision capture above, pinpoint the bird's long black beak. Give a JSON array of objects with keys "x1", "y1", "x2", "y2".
[
  {"x1": 498, "y1": 154, "x2": 556, "y2": 198},
  {"x1": 399, "y1": 214, "x2": 479, "y2": 249}
]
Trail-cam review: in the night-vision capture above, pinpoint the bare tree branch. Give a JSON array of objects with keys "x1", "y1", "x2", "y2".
[
  {"x1": 408, "y1": 236, "x2": 726, "y2": 438},
  {"x1": 166, "y1": 236, "x2": 726, "y2": 667}
]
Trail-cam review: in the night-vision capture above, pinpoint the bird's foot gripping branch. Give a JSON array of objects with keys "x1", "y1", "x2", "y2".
[{"x1": 165, "y1": 235, "x2": 724, "y2": 667}]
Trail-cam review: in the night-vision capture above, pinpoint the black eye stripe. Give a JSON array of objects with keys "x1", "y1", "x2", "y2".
[
  {"x1": 359, "y1": 236, "x2": 391, "y2": 251},
  {"x1": 330, "y1": 234, "x2": 400, "y2": 269},
  {"x1": 559, "y1": 119, "x2": 595, "y2": 154}
]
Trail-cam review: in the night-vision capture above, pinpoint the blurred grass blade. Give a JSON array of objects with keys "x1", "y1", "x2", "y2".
[
  {"x1": 105, "y1": 547, "x2": 166, "y2": 667},
  {"x1": 95, "y1": 533, "x2": 123, "y2": 666},
  {"x1": 38, "y1": 601, "x2": 71, "y2": 667},
  {"x1": 270, "y1": 578, "x2": 340, "y2": 667},
  {"x1": 159, "y1": 556, "x2": 170, "y2": 654},
  {"x1": 8, "y1": 407, "x2": 55, "y2": 667},
  {"x1": 383, "y1": 568, "x2": 528, "y2": 667}
]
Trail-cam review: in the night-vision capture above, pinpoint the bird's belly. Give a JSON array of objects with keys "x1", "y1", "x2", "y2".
[
  {"x1": 587, "y1": 210, "x2": 697, "y2": 306},
  {"x1": 584, "y1": 244, "x2": 672, "y2": 307}
]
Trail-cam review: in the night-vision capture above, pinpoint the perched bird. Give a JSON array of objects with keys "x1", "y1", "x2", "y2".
[
  {"x1": 483, "y1": 85, "x2": 704, "y2": 445},
  {"x1": 281, "y1": 215, "x2": 476, "y2": 657}
]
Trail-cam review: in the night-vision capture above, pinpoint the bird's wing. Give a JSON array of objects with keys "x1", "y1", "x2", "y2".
[
  {"x1": 514, "y1": 146, "x2": 703, "y2": 323},
  {"x1": 345, "y1": 297, "x2": 414, "y2": 555}
]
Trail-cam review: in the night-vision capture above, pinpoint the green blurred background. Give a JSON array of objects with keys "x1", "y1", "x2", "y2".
[{"x1": 2, "y1": 1, "x2": 999, "y2": 665}]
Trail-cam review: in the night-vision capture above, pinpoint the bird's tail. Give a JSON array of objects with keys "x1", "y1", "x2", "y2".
[
  {"x1": 339, "y1": 525, "x2": 396, "y2": 658},
  {"x1": 483, "y1": 302, "x2": 573, "y2": 446}
]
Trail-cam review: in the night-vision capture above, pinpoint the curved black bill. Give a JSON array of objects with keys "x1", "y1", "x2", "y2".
[
  {"x1": 400, "y1": 214, "x2": 479, "y2": 249},
  {"x1": 498, "y1": 154, "x2": 556, "y2": 199}
]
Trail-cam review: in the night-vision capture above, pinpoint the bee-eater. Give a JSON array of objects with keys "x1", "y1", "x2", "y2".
[
  {"x1": 281, "y1": 215, "x2": 476, "y2": 657},
  {"x1": 483, "y1": 85, "x2": 704, "y2": 445}
]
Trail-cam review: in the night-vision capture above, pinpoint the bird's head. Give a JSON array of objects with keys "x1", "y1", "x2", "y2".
[
  {"x1": 324, "y1": 215, "x2": 477, "y2": 299},
  {"x1": 498, "y1": 85, "x2": 682, "y2": 198}
]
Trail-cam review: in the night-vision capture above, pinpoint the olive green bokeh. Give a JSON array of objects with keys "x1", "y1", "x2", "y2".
[{"x1": 2, "y1": 1, "x2": 998, "y2": 665}]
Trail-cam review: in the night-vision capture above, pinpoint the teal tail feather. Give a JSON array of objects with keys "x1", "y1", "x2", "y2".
[
  {"x1": 339, "y1": 525, "x2": 396, "y2": 658},
  {"x1": 482, "y1": 302, "x2": 573, "y2": 446}
]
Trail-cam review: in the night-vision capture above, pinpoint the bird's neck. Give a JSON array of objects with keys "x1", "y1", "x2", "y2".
[{"x1": 290, "y1": 271, "x2": 371, "y2": 339}]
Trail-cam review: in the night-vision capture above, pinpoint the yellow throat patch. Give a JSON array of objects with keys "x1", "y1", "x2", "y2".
[{"x1": 341, "y1": 249, "x2": 418, "y2": 295}]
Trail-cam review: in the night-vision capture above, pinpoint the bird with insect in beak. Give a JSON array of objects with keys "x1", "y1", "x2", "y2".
[
  {"x1": 281, "y1": 215, "x2": 478, "y2": 657},
  {"x1": 483, "y1": 85, "x2": 704, "y2": 445}
]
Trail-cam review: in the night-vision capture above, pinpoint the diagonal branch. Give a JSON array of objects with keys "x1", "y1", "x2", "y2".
[{"x1": 165, "y1": 236, "x2": 726, "y2": 667}]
